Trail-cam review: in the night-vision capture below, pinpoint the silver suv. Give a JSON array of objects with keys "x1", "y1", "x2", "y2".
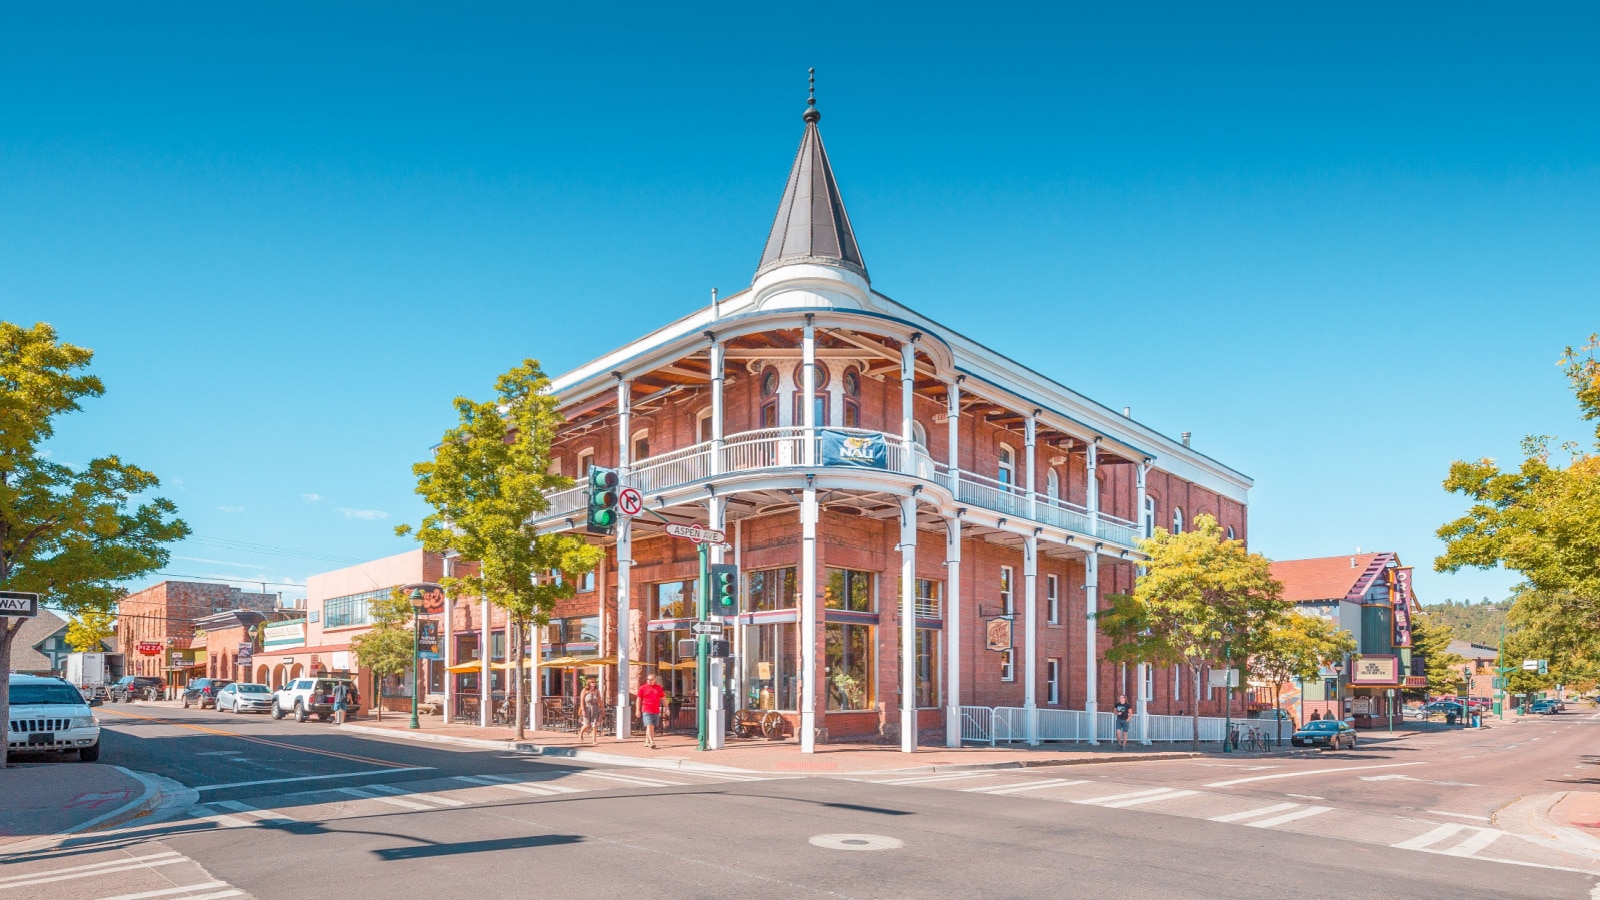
[
  {"x1": 7, "y1": 674, "x2": 103, "y2": 761},
  {"x1": 271, "y1": 678, "x2": 360, "y2": 722}
]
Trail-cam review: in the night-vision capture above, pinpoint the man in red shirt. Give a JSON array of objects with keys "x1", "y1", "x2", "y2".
[{"x1": 637, "y1": 671, "x2": 667, "y2": 749}]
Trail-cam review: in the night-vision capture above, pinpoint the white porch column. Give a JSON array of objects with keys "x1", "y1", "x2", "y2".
[
  {"x1": 946, "y1": 377, "x2": 962, "y2": 494},
  {"x1": 899, "y1": 495, "x2": 918, "y2": 753},
  {"x1": 799, "y1": 488, "x2": 819, "y2": 752},
  {"x1": 944, "y1": 514, "x2": 963, "y2": 748},
  {"x1": 732, "y1": 516, "x2": 745, "y2": 713},
  {"x1": 900, "y1": 337, "x2": 917, "y2": 471},
  {"x1": 1025, "y1": 411, "x2": 1037, "y2": 520},
  {"x1": 803, "y1": 316, "x2": 816, "y2": 466},
  {"x1": 442, "y1": 551, "x2": 455, "y2": 721},
  {"x1": 1087, "y1": 439, "x2": 1100, "y2": 524},
  {"x1": 707, "y1": 495, "x2": 726, "y2": 750},
  {"x1": 1136, "y1": 460, "x2": 1151, "y2": 540},
  {"x1": 1084, "y1": 549, "x2": 1100, "y2": 744},
  {"x1": 1023, "y1": 533, "x2": 1039, "y2": 745},
  {"x1": 710, "y1": 335, "x2": 725, "y2": 476},
  {"x1": 1136, "y1": 662, "x2": 1151, "y2": 745},
  {"x1": 480, "y1": 594, "x2": 491, "y2": 728},
  {"x1": 614, "y1": 376, "x2": 632, "y2": 740}
]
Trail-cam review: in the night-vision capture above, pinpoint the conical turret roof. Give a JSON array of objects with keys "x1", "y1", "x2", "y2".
[{"x1": 755, "y1": 85, "x2": 868, "y2": 283}]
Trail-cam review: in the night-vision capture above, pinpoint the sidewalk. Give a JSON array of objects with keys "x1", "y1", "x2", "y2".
[
  {"x1": 0, "y1": 763, "x2": 163, "y2": 848},
  {"x1": 339, "y1": 714, "x2": 1225, "y2": 774}
]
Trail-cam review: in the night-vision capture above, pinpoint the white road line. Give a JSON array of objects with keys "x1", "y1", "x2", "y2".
[
  {"x1": 1205, "y1": 762, "x2": 1422, "y2": 788},
  {"x1": 453, "y1": 775, "x2": 567, "y2": 797},
  {"x1": 465, "y1": 774, "x2": 584, "y2": 794},
  {"x1": 195, "y1": 766, "x2": 434, "y2": 792},
  {"x1": 186, "y1": 806, "x2": 254, "y2": 829},
  {"x1": 170, "y1": 893, "x2": 242, "y2": 900},
  {"x1": 94, "y1": 882, "x2": 230, "y2": 900},
  {"x1": 1072, "y1": 787, "x2": 1176, "y2": 806},
  {"x1": 335, "y1": 786, "x2": 433, "y2": 810},
  {"x1": 1443, "y1": 828, "x2": 1503, "y2": 857},
  {"x1": 1098, "y1": 789, "x2": 1198, "y2": 809},
  {"x1": 873, "y1": 772, "x2": 997, "y2": 786},
  {"x1": 1427, "y1": 810, "x2": 1491, "y2": 823},
  {"x1": 0, "y1": 858, "x2": 191, "y2": 890},
  {"x1": 212, "y1": 799, "x2": 297, "y2": 823},
  {"x1": 1244, "y1": 806, "x2": 1333, "y2": 829},
  {"x1": 1392, "y1": 823, "x2": 1466, "y2": 850},
  {"x1": 966, "y1": 778, "x2": 1088, "y2": 795},
  {"x1": 366, "y1": 783, "x2": 466, "y2": 807},
  {"x1": 573, "y1": 770, "x2": 685, "y2": 787},
  {"x1": 1209, "y1": 802, "x2": 1298, "y2": 823},
  {"x1": 0, "y1": 854, "x2": 181, "y2": 885}
]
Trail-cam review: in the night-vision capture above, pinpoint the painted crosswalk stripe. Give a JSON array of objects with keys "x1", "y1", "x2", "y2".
[
  {"x1": 1096, "y1": 789, "x2": 1198, "y2": 809},
  {"x1": 1244, "y1": 806, "x2": 1333, "y2": 829},
  {"x1": 0, "y1": 856, "x2": 190, "y2": 889},
  {"x1": 474, "y1": 774, "x2": 585, "y2": 793},
  {"x1": 367, "y1": 783, "x2": 466, "y2": 807},
  {"x1": 336, "y1": 786, "x2": 433, "y2": 810},
  {"x1": 1209, "y1": 802, "x2": 1299, "y2": 823},
  {"x1": 213, "y1": 799, "x2": 297, "y2": 823},
  {"x1": 965, "y1": 778, "x2": 1088, "y2": 795},
  {"x1": 0, "y1": 853, "x2": 181, "y2": 886},
  {"x1": 94, "y1": 882, "x2": 235, "y2": 900},
  {"x1": 1392, "y1": 823, "x2": 1466, "y2": 850},
  {"x1": 1443, "y1": 828, "x2": 1502, "y2": 857},
  {"x1": 1072, "y1": 787, "x2": 1177, "y2": 806},
  {"x1": 453, "y1": 775, "x2": 572, "y2": 796},
  {"x1": 574, "y1": 770, "x2": 685, "y2": 787},
  {"x1": 875, "y1": 772, "x2": 998, "y2": 786},
  {"x1": 186, "y1": 805, "x2": 254, "y2": 829}
]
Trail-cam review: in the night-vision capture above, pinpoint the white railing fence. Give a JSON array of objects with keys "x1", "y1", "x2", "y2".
[{"x1": 958, "y1": 706, "x2": 1232, "y2": 746}]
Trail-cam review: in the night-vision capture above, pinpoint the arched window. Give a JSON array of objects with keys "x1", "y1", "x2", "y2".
[
  {"x1": 998, "y1": 444, "x2": 1015, "y2": 490},
  {"x1": 1172, "y1": 506, "x2": 1185, "y2": 534},
  {"x1": 912, "y1": 421, "x2": 927, "y2": 448},
  {"x1": 759, "y1": 367, "x2": 779, "y2": 429},
  {"x1": 697, "y1": 407, "x2": 714, "y2": 443},
  {"x1": 1226, "y1": 525, "x2": 1236, "y2": 541},
  {"x1": 792, "y1": 363, "x2": 828, "y2": 427},
  {"x1": 1046, "y1": 469, "x2": 1060, "y2": 500},
  {"x1": 842, "y1": 366, "x2": 862, "y2": 428},
  {"x1": 631, "y1": 429, "x2": 650, "y2": 462}
]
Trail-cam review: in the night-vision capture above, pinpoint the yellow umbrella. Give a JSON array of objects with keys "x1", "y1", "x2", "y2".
[
  {"x1": 446, "y1": 661, "x2": 485, "y2": 674},
  {"x1": 538, "y1": 656, "x2": 578, "y2": 668}
]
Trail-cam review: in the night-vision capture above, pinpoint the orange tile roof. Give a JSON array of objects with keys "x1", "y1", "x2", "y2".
[{"x1": 1270, "y1": 554, "x2": 1385, "y2": 602}]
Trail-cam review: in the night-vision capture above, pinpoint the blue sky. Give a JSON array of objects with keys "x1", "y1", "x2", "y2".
[{"x1": 4, "y1": 3, "x2": 1595, "y2": 606}]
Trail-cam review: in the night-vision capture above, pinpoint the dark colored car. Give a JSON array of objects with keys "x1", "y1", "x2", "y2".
[
  {"x1": 108, "y1": 676, "x2": 165, "y2": 702},
  {"x1": 181, "y1": 678, "x2": 233, "y2": 709},
  {"x1": 1529, "y1": 699, "x2": 1559, "y2": 715},
  {"x1": 1290, "y1": 719, "x2": 1358, "y2": 750}
]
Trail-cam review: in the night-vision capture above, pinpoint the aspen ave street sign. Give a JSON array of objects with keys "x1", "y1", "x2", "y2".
[
  {"x1": 665, "y1": 522, "x2": 725, "y2": 544},
  {"x1": 0, "y1": 591, "x2": 39, "y2": 618}
]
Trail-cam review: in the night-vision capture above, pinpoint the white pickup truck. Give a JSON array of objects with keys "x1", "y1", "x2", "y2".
[{"x1": 271, "y1": 677, "x2": 360, "y2": 722}]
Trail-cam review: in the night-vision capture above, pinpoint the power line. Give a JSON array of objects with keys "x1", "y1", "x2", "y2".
[{"x1": 155, "y1": 572, "x2": 307, "y2": 588}]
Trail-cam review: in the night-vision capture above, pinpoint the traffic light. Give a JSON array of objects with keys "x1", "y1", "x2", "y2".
[
  {"x1": 1538, "y1": 660, "x2": 1549, "y2": 675},
  {"x1": 708, "y1": 638, "x2": 730, "y2": 658},
  {"x1": 586, "y1": 466, "x2": 620, "y2": 535},
  {"x1": 708, "y1": 563, "x2": 740, "y2": 617}
]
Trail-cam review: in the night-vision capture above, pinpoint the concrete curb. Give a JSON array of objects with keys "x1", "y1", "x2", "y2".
[
  {"x1": 1492, "y1": 791, "x2": 1600, "y2": 863},
  {"x1": 336, "y1": 723, "x2": 758, "y2": 775},
  {"x1": 4, "y1": 767, "x2": 187, "y2": 855}
]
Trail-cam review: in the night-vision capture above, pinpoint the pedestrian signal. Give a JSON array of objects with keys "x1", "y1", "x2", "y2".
[
  {"x1": 708, "y1": 563, "x2": 740, "y2": 617},
  {"x1": 586, "y1": 466, "x2": 620, "y2": 535}
]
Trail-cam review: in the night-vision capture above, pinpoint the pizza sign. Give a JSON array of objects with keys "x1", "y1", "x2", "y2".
[{"x1": 137, "y1": 641, "x2": 164, "y2": 656}]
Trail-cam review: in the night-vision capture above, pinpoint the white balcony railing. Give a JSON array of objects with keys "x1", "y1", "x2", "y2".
[{"x1": 535, "y1": 427, "x2": 1139, "y2": 548}]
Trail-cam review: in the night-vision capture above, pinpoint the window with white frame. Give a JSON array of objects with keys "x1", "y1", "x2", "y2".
[
  {"x1": 1000, "y1": 648, "x2": 1014, "y2": 682},
  {"x1": 1226, "y1": 525, "x2": 1236, "y2": 541},
  {"x1": 1173, "y1": 665, "x2": 1182, "y2": 702},
  {"x1": 1172, "y1": 506, "x2": 1185, "y2": 534},
  {"x1": 631, "y1": 429, "x2": 650, "y2": 462},
  {"x1": 1000, "y1": 566, "x2": 1014, "y2": 616},
  {"x1": 1142, "y1": 665, "x2": 1154, "y2": 702},
  {"x1": 576, "y1": 448, "x2": 594, "y2": 478},
  {"x1": 1046, "y1": 574, "x2": 1059, "y2": 625},
  {"x1": 998, "y1": 444, "x2": 1015, "y2": 489},
  {"x1": 1144, "y1": 496, "x2": 1156, "y2": 538},
  {"x1": 697, "y1": 407, "x2": 714, "y2": 443},
  {"x1": 1046, "y1": 468, "x2": 1060, "y2": 500},
  {"x1": 1047, "y1": 658, "x2": 1060, "y2": 705},
  {"x1": 1205, "y1": 664, "x2": 1215, "y2": 700},
  {"x1": 912, "y1": 420, "x2": 927, "y2": 448}
]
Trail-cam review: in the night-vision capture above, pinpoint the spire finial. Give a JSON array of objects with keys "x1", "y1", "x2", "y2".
[{"x1": 804, "y1": 67, "x2": 820, "y2": 124}]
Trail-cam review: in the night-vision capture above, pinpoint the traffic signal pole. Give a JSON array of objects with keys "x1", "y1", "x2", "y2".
[{"x1": 697, "y1": 541, "x2": 710, "y2": 753}]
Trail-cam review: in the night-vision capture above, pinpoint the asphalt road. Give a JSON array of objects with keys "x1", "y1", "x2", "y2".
[{"x1": 4, "y1": 705, "x2": 1599, "y2": 899}]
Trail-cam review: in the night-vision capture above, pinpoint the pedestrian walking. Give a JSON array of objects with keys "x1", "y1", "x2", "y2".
[
  {"x1": 1114, "y1": 693, "x2": 1132, "y2": 749},
  {"x1": 576, "y1": 678, "x2": 602, "y2": 745},
  {"x1": 332, "y1": 681, "x2": 349, "y2": 726},
  {"x1": 638, "y1": 671, "x2": 667, "y2": 749}
]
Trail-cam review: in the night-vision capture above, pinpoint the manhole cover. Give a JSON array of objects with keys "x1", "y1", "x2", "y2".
[{"x1": 808, "y1": 833, "x2": 904, "y2": 851}]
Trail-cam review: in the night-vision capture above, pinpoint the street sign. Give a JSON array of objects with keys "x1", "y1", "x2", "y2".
[
  {"x1": 665, "y1": 522, "x2": 725, "y2": 544},
  {"x1": 0, "y1": 591, "x2": 39, "y2": 618},
  {"x1": 690, "y1": 621, "x2": 724, "y2": 636},
  {"x1": 1523, "y1": 659, "x2": 1540, "y2": 672},
  {"x1": 617, "y1": 486, "x2": 644, "y2": 517}
]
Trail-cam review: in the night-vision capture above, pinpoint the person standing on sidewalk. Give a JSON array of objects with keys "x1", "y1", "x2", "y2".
[
  {"x1": 332, "y1": 681, "x2": 349, "y2": 726},
  {"x1": 1114, "y1": 694, "x2": 1132, "y2": 749},
  {"x1": 576, "y1": 679, "x2": 602, "y2": 745},
  {"x1": 638, "y1": 671, "x2": 666, "y2": 749}
]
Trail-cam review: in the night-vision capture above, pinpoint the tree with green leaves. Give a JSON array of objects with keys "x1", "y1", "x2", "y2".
[
  {"x1": 1437, "y1": 334, "x2": 1600, "y2": 666},
  {"x1": 349, "y1": 589, "x2": 420, "y2": 722},
  {"x1": 399, "y1": 360, "x2": 603, "y2": 740},
  {"x1": 1247, "y1": 611, "x2": 1356, "y2": 743},
  {"x1": 1, "y1": 322, "x2": 189, "y2": 766},
  {"x1": 1408, "y1": 609, "x2": 1465, "y2": 699},
  {"x1": 1101, "y1": 514, "x2": 1287, "y2": 750},
  {"x1": 65, "y1": 609, "x2": 117, "y2": 653}
]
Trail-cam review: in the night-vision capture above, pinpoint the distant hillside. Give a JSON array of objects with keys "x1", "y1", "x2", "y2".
[{"x1": 1423, "y1": 598, "x2": 1510, "y2": 647}]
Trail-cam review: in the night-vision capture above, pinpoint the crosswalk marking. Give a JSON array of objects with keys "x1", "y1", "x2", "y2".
[
  {"x1": 94, "y1": 883, "x2": 236, "y2": 900},
  {"x1": 965, "y1": 778, "x2": 1088, "y2": 795},
  {"x1": 367, "y1": 783, "x2": 466, "y2": 807},
  {"x1": 212, "y1": 799, "x2": 297, "y2": 823},
  {"x1": 1209, "y1": 802, "x2": 1298, "y2": 823},
  {"x1": 1444, "y1": 828, "x2": 1503, "y2": 857},
  {"x1": 0, "y1": 855, "x2": 191, "y2": 890},
  {"x1": 1072, "y1": 787, "x2": 1177, "y2": 806},
  {"x1": 0, "y1": 853, "x2": 182, "y2": 886},
  {"x1": 336, "y1": 786, "x2": 433, "y2": 811},
  {"x1": 453, "y1": 775, "x2": 574, "y2": 796},
  {"x1": 1096, "y1": 789, "x2": 1198, "y2": 809},
  {"x1": 871, "y1": 772, "x2": 998, "y2": 786},
  {"x1": 1244, "y1": 806, "x2": 1332, "y2": 829},
  {"x1": 185, "y1": 806, "x2": 255, "y2": 830},
  {"x1": 572, "y1": 770, "x2": 685, "y2": 787},
  {"x1": 1392, "y1": 823, "x2": 1466, "y2": 851}
]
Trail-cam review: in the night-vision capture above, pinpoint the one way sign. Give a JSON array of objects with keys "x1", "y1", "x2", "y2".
[{"x1": 0, "y1": 591, "x2": 40, "y2": 618}]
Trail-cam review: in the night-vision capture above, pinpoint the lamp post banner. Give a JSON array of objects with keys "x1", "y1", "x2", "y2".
[{"x1": 820, "y1": 429, "x2": 887, "y2": 469}]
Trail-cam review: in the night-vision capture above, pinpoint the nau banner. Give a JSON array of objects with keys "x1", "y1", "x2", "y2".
[
  {"x1": 820, "y1": 429, "x2": 887, "y2": 469},
  {"x1": 1391, "y1": 567, "x2": 1415, "y2": 648}
]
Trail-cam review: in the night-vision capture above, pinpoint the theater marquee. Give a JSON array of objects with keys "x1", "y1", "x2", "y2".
[{"x1": 1350, "y1": 655, "x2": 1400, "y2": 685}]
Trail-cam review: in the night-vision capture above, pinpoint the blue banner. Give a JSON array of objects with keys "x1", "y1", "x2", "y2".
[{"x1": 820, "y1": 430, "x2": 887, "y2": 469}]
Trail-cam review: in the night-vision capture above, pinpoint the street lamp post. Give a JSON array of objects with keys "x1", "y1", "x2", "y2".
[
  {"x1": 1332, "y1": 661, "x2": 1345, "y2": 722},
  {"x1": 409, "y1": 588, "x2": 424, "y2": 730}
]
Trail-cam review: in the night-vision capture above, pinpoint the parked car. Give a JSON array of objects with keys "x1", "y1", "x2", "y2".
[
  {"x1": 6, "y1": 674, "x2": 103, "y2": 761},
  {"x1": 1290, "y1": 719, "x2": 1358, "y2": 750},
  {"x1": 1246, "y1": 708, "x2": 1296, "y2": 740},
  {"x1": 216, "y1": 682, "x2": 274, "y2": 714},
  {"x1": 181, "y1": 678, "x2": 233, "y2": 709},
  {"x1": 1420, "y1": 700, "x2": 1467, "y2": 718},
  {"x1": 271, "y1": 677, "x2": 360, "y2": 722},
  {"x1": 1529, "y1": 699, "x2": 1560, "y2": 715},
  {"x1": 108, "y1": 675, "x2": 165, "y2": 702}
]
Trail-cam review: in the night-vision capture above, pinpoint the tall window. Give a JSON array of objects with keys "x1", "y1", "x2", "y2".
[
  {"x1": 759, "y1": 367, "x2": 779, "y2": 429},
  {"x1": 1173, "y1": 665, "x2": 1183, "y2": 702},
  {"x1": 842, "y1": 367, "x2": 862, "y2": 428},
  {"x1": 1226, "y1": 525, "x2": 1236, "y2": 541},
  {"x1": 1000, "y1": 648, "x2": 1014, "y2": 682},
  {"x1": 998, "y1": 444, "x2": 1015, "y2": 489},
  {"x1": 999, "y1": 566, "x2": 1014, "y2": 616},
  {"x1": 631, "y1": 429, "x2": 650, "y2": 462},
  {"x1": 746, "y1": 567, "x2": 798, "y2": 612},
  {"x1": 698, "y1": 407, "x2": 714, "y2": 443},
  {"x1": 579, "y1": 570, "x2": 595, "y2": 593},
  {"x1": 1172, "y1": 506, "x2": 1185, "y2": 534},
  {"x1": 1046, "y1": 469, "x2": 1060, "y2": 500},
  {"x1": 915, "y1": 629, "x2": 940, "y2": 708},
  {"x1": 915, "y1": 579, "x2": 942, "y2": 619},
  {"x1": 743, "y1": 622, "x2": 799, "y2": 711},
  {"x1": 1144, "y1": 496, "x2": 1156, "y2": 538},
  {"x1": 1046, "y1": 574, "x2": 1059, "y2": 625},
  {"x1": 576, "y1": 449, "x2": 594, "y2": 479},
  {"x1": 1047, "y1": 659, "x2": 1060, "y2": 705},
  {"x1": 793, "y1": 362, "x2": 828, "y2": 427},
  {"x1": 824, "y1": 568, "x2": 873, "y2": 612},
  {"x1": 825, "y1": 623, "x2": 874, "y2": 710},
  {"x1": 650, "y1": 580, "x2": 698, "y2": 696},
  {"x1": 1142, "y1": 665, "x2": 1155, "y2": 702}
]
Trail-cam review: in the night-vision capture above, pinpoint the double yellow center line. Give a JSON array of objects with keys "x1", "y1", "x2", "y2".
[{"x1": 100, "y1": 707, "x2": 411, "y2": 769}]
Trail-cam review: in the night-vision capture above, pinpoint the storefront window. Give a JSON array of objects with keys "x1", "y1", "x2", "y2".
[
  {"x1": 825, "y1": 568, "x2": 873, "y2": 612},
  {"x1": 746, "y1": 567, "x2": 797, "y2": 612},
  {"x1": 382, "y1": 669, "x2": 413, "y2": 698},
  {"x1": 825, "y1": 623, "x2": 874, "y2": 710},
  {"x1": 742, "y1": 622, "x2": 799, "y2": 711},
  {"x1": 455, "y1": 633, "x2": 480, "y2": 661},
  {"x1": 650, "y1": 580, "x2": 698, "y2": 696},
  {"x1": 653, "y1": 580, "x2": 696, "y2": 619},
  {"x1": 916, "y1": 629, "x2": 940, "y2": 708}
]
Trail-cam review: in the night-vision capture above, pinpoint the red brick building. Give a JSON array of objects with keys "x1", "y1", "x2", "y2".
[
  {"x1": 525, "y1": 94, "x2": 1253, "y2": 753},
  {"x1": 117, "y1": 581, "x2": 281, "y2": 690}
]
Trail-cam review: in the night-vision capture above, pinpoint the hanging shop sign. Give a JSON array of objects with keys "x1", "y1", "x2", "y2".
[
  {"x1": 985, "y1": 616, "x2": 1013, "y2": 652},
  {"x1": 1350, "y1": 655, "x2": 1400, "y2": 685},
  {"x1": 1390, "y1": 567, "x2": 1415, "y2": 648},
  {"x1": 820, "y1": 429, "x2": 887, "y2": 469},
  {"x1": 262, "y1": 620, "x2": 306, "y2": 650},
  {"x1": 137, "y1": 641, "x2": 164, "y2": 656}
]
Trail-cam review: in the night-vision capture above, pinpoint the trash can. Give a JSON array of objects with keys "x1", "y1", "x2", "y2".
[{"x1": 1471, "y1": 712, "x2": 1482, "y2": 728}]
